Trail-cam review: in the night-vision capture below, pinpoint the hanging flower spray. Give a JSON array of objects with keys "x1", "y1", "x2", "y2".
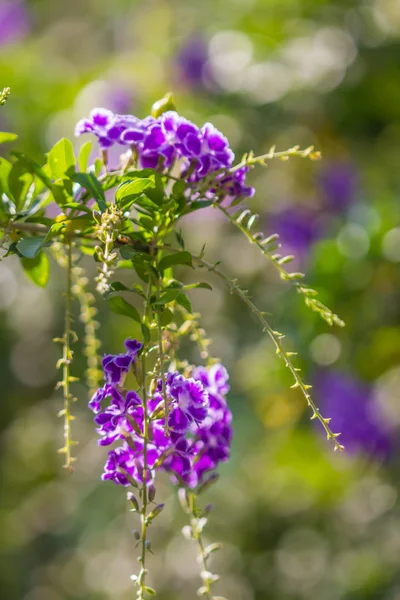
[{"x1": 0, "y1": 89, "x2": 344, "y2": 598}]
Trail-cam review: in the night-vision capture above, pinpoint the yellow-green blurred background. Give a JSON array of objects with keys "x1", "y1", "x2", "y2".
[{"x1": 2, "y1": 1, "x2": 400, "y2": 598}]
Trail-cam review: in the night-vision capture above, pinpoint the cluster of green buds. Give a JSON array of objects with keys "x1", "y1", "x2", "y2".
[{"x1": 94, "y1": 205, "x2": 123, "y2": 294}]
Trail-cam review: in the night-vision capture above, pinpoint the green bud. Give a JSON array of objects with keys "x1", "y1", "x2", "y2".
[
  {"x1": 127, "y1": 492, "x2": 140, "y2": 511},
  {"x1": 93, "y1": 210, "x2": 101, "y2": 224},
  {"x1": 147, "y1": 503, "x2": 164, "y2": 522},
  {"x1": 151, "y1": 92, "x2": 176, "y2": 118}
]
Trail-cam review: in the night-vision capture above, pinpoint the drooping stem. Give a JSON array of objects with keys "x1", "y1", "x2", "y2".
[
  {"x1": 215, "y1": 203, "x2": 344, "y2": 328},
  {"x1": 57, "y1": 239, "x2": 77, "y2": 471},
  {"x1": 180, "y1": 490, "x2": 220, "y2": 599},
  {"x1": 194, "y1": 255, "x2": 344, "y2": 451},
  {"x1": 71, "y1": 265, "x2": 102, "y2": 397},
  {"x1": 177, "y1": 308, "x2": 215, "y2": 366}
]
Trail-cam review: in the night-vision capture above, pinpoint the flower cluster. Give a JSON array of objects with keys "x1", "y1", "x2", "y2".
[
  {"x1": 75, "y1": 107, "x2": 254, "y2": 200},
  {"x1": 89, "y1": 339, "x2": 233, "y2": 488}
]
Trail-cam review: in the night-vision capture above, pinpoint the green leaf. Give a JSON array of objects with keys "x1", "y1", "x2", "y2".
[
  {"x1": 0, "y1": 158, "x2": 12, "y2": 216},
  {"x1": 70, "y1": 172, "x2": 107, "y2": 212},
  {"x1": 94, "y1": 157, "x2": 103, "y2": 176},
  {"x1": 52, "y1": 180, "x2": 73, "y2": 206},
  {"x1": 109, "y1": 281, "x2": 130, "y2": 293},
  {"x1": 155, "y1": 289, "x2": 180, "y2": 305},
  {"x1": 16, "y1": 235, "x2": 46, "y2": 258},
  {"x1": 119, "y1": 246, "x2": 138, "y2": 260},
  {"x1": 44, "y1": 222, "x2": 66, "y2": 242},
  {"x1": 108, "y1": 296, "x2": 141, "y2": 322},
  {"x1": 11, "y1": 152, "x2": 53, "y2": 190},
  {"x1": 141, "y1": 323, "x2": 150, "y2": 344},
  {"x1": 160, "y1": 307, "x2": 173, "y2": 326},
  {"x1": 183, "y1": 281, "x2": 212, "y2": 291},
  {"x1": 21, "y1": 252, "x2": 49, "y2": 287},
  {"x1": 0, "y1": 132, "x2": 17, "y2": 144},
  {"x1": 48, "y1": 138, "x2": 76, "y2": 178},
  {"x1": 8, "y1": 163, "x2": 33, "y2": 211},
  {"x1": 115, "y1": 178, "x2": 154, "y2": 211},
  {"x1": 144, "y1": 172, "x2": 164, "y2": 205},
  {"x1": 175, "y1": 292, "x2": 192, "y2": 312},
  {"x1": 172, "y1": 179, "x2": 186, "y2": 196},
  {"x1": 78, "y1": 140, "x2": 92, "y2": 172},
  {"x1": 158, "y1": 251, "x2": 193, "y2": 272}
]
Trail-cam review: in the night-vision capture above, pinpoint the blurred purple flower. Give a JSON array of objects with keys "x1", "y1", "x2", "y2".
[
  {"x1": 315, "y1": 370, "x2": 393, "y2": 460},
  {"x1": 318, "y1": 161, "x2": 358, "y2": 212},
  {"x1": 176, "y1": 35, "x2": 210, "y2": 88},
  {"x1": 105, "y1": 85, "x2": 133, "y2": 114},
  {"x1": 0, "y1": 1, "x2": 30, "y2": 47},
  {"x1": 270, "y1": 205, "x2": 322, "y2": 260}
]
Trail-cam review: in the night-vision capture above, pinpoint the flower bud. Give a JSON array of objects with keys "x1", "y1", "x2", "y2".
[
  {"x1": 127, "y1": 492, "x2": 139, "y2": 511},
  {"x1": 178, "y1": 488, "x2": 191, "y2": 514},
  {"x1": 151, "y1": 92, "x2": 176, "y2": 118},
  {"x1": 148, "y1": 484, "x2": 156, "y2": 503},
  {"x1": 197, "y1": 473, "x2": 219, "y2": 495},
  {"x1": 147, "y1": 503, "x2": 164, "y2": 522}
]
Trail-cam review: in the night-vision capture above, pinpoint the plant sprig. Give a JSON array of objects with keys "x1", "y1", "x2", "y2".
[
  {"x1": 216, "y1": 204, "x2": 344, "y2": 328},
  {"x1": 193, "y1": 254, "x2": 344, "y2": 451}
]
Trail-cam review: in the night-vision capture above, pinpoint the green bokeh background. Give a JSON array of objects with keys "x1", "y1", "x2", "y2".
[{"x1": 1, "y1": 1, "x2": 400, "y2": 598}]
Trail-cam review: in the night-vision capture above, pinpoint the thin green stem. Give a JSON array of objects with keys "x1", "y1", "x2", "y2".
[
  {"x1": 58, "y1": 239, "x2": 76, "y2": 471},
  {"x1": 138, "y1": 351, "x2": 149, "y2": 599},
  {"x1": 216, "y1": 203, "x2": 344, "y2": 328},
  {"x1": 193, "y1": 254, "x2": 344, "y2": 452},
  {"x1": 231, "y1": 144, "x2": 321, "y2": 172},
  {"x1": 190, "y1": 492, "x2": 213, "y2": 600},
  {"x1": 154, "y1": 262, "x2": 169, "y2": 434}
]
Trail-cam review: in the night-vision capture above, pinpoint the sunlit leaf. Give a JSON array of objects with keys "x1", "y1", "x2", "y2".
[
  {"x1": 21, "y1": 251, "x2": 49, "y2": 287},
  {"x1": 48, "y1": 138, "x2": 76, "y2": 179}
]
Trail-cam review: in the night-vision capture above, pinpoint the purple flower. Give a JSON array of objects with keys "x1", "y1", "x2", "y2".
[
  {"x1": 75, "y1": 108, "x2": 139, "y2": 148},
  {"x1": 102, "y1": 441, "x2": 161, "y2": 486},
  {"x1": 166, "y1": 374, "x2": 209, "y2": 433},
  {"x1": 315, "y1": 370, "x2": 393, "y2": 460},
  {"x1": 0, "y1": 1, "x2": 30, "y2": 47},
  {"x1": 91, "y1": 339, "x2": 233, "y2": 490},
  {"x1": 318, "y1": 161, "x2": 358, "y2": 212},
  {"x1": 102, "y1": 353, "x2": 134, "y2": 385},
  {"x1": 94, "y1": 389, "x2": 143, "y2": 446},
  {"x1": 270, "y1": 205, "x2": 322, "y2": 260},
  {"x1": 76, "y1": 107, "x2": 254, "y2": 204},
  {"x1": 176, "y1": 35, "x2": 210, "y2": 89},
  {"x1": 124, "y1": 339, "x2": 143, "y2": 356}
]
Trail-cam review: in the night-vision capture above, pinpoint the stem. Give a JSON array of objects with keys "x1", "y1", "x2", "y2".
[
  {"x1": 231, "y1": 144, "x2": 321, "y2": 172},
  {"x1": 154, "y1": 267, "x2": 169, "y2": 434},
  {"x1": 138, "y1": 351, "x2": 149, "y2": 599},
  {"x1": 59, "y1": 239, "x2": 75, "y2": 471},
  {"x1": 135, "y1": 278, "x2": 154, "y2": 599},
  {"x1": 71, "y1": 265, "x2": 102, "y2": 397},
  {"x1": 193, "y1": 255, "x2": 344, "y2": 452},
  {"x1": 186, "y1": 491, "x2": 215, "y2": 600},
  {"x1": 216, "y1": 203, "x2": 344, "y2": 328}
]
